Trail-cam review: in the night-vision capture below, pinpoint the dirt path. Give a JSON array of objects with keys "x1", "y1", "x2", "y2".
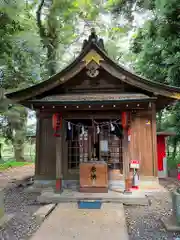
[{"x1": 0, "y1": 164, "x2": 34, "y2": 189}]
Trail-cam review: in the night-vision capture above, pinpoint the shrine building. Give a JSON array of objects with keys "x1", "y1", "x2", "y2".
[{"x1": 6, "y1": 29, "x2": 180, "y2": 193}]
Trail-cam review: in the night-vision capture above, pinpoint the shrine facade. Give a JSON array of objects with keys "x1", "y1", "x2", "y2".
[{"x1": 6, "y1": 29, "x2": 180, "y2": 192}]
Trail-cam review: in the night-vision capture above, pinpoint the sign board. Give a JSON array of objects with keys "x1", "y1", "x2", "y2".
[
  {"x1": 130, "y1": 160, "x2": 140, "y2": 169},
  {"x1": 177, "y1": 164, "x2": 180, "y2": 180}
]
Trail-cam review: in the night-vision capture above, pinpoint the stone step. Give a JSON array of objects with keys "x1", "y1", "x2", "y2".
[{"x1": 33, "y1": 204, "x2": 56, "y2": 224}]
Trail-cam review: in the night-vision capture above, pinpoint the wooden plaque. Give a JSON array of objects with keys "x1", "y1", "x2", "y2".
[{"x1": 79, "y1": 162, "x2": 108, "y2": 193}]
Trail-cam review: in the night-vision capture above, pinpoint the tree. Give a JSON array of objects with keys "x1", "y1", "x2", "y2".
[
  {"x1": 131, "y1": 0, "x2": 180, "y2": 161},
  {"x1": 0, "y1": 0, "x2": 102, "y2": 161},
  {"x1": 0, "y1": 0, "x2": 43, "y2": 161}
]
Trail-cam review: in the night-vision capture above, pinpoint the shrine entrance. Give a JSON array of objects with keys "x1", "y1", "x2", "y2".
[{"x1": 65, "y1": 118, "x2": 124, "y2": 188}]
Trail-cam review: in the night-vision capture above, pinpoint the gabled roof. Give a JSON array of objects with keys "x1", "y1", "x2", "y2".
[{"x1": 6, "y1": 28, "x2": 180, "y2": 103}]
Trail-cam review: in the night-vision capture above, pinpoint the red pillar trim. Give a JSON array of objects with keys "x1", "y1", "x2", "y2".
[
  {"x1": 121, "y1": 112, "x2": 131, "y2": 129},
  {"x1": 56, "y1": 178, "x2": 62, "y2": 193}
]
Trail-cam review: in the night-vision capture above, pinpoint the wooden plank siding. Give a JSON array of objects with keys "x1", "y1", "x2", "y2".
[
  {"x1": 35, "y1": 116, "x2": 56, "y2": 180},
  {"x1": 129, "y1": 110, "x2": 155, "y2": 176},
  {"x1": 35, "y1": 109, "x2": 157, "y2": 181}
]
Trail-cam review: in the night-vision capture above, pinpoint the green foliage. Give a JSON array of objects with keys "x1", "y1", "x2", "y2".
[
  {"x1": 0, "y1": 0, "x2": 103, "y2": 161},
  {"x1": 130, "y1": 0, "x2": 180, "y2": 163},
  {"x1": 167, "y1": 154, "x2": 180, "y2": 170},
  {"x1": 107, "y1": 0, "x2": 155, "y2": 21},
  {"x1": 0, "y1": 161, "x2": 32, "y2": 171}
]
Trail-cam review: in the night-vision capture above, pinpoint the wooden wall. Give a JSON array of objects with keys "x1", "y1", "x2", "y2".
[
  {"x1": 34, "y1": 108, "x2": 157, "y2": 181},
  {"x1": 35, "y1": 115, "x2": 56, "y2": 180},
  {"x1": 129, "y1": 109, "x2": 157, "y2": 177}
]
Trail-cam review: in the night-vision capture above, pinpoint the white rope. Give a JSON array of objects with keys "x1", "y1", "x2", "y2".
[
  {"x1": 68, "y1": 122, "x2": 71, "y2": 130},
  {"x1": 97, "y1": 125, "x2": 100, "y2": 134},
  {"x1": 65, "y1": 118, "x2": 120, "y2": 128},
  {"x1": 110, "y1": 122, "x2": 115, "y2": 131},
  {"x1": 81, "y1": 125, "x2": 85, "y2": 135}
]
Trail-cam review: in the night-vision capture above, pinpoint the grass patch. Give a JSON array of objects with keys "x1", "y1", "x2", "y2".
[{"x1": 0, "y1": 161, "x2": 32, "y2": 171}]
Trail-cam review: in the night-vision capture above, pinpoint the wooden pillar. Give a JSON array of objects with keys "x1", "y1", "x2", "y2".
[
  {"x1": 35, "y1": 111, "x2": 40, "y2": 177},
  {"x1": 55, "y1": 115, "x2": 63, "y2": 193},
  {"x1": 123, "y1": 128, "x2": 131, "y2": 192},
  {"x1": 56, "y1": 135, "x2": 63, "y2": 192},
  {"x1": 151, "y1": 103, "x2": 158, "y2": 177},
  {"x1": 122, "y1": 112, "x2": 131, "y2": 193}
]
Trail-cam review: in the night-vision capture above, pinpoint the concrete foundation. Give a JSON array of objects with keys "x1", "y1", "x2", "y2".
[
  {"x1": 33, "y1": 180, "x2": 56, "y2": 189},
  {"x1": 37, "y1": 188, "x2": 149, "y2": 206},
  {"x1": 26, "y1": 176, "x2": 165, "y2": 196}
]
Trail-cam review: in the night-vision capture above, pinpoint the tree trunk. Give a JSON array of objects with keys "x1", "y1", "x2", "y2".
[
  {"x1": 172, "y1": 137, "x2": 178, "y2": 161},
  {"x1": 13, "y1": 143, "x2": 25, "y2": 162},
  {"x1": 47, "y1": 44, "x2": 57, "y2": 77},
  {"x1": 157, "y1": 111, "x2": 162, "y2": 131},
  {"x1": 11, "y1": 107, "x2": 28, "y2": 162},
  {"x1": 0, "y1": 143, "x2": 2, "y2": 161},
  {"x1": 167, "y1": 142, "x2": 170, "y2": 157}
]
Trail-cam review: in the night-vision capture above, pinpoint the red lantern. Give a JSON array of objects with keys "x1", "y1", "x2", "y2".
[
  {"x1": 52, "y1": 113, "x2": 62, "y2": 137},
  {"x1": 121, "y1": 112, "x2": 129, "y2": 129}
]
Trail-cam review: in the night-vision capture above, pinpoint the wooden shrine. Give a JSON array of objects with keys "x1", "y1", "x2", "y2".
[{"x1": 6, "y1": 28, "x2": 180, "y2": 193}]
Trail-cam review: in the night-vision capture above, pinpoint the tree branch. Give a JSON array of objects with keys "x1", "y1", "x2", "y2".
[{"x1": 36, "y1": 0, "x2": 46, "y2": 42}]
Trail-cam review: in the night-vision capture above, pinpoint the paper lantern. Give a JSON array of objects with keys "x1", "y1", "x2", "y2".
[
  {"x1": 52, "y1": 113, "x2": 62, "y2": 136},
  {"x1": 121, "y1": 112, "x2": 129, "y2": 129}
]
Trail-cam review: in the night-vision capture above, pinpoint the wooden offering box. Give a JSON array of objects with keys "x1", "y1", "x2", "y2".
[{"x1": 79, "y1": 161, "x2": 108, "y2": 193}]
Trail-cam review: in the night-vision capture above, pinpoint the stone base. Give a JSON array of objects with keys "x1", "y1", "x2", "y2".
[
  {"x1": 161, "y1": 215, "x2": 180, "y2": 232},
  {"x1": 33, "y1": 180, "x2": 56, "y2": 189},
  {"x1": 25, "y1": 177, "x2": 164, "y2": 196},
  {"x1": 37, "y1": 189, "x2": 148, "y2": 206},
  {"x1": 79, "y1": 187, "x2": 108, "y2": 193},
  {"x1": 24, "y1": 186, "x2": 43, "y2": 193}
]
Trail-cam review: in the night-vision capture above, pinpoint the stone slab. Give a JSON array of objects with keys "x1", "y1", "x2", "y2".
[
  {"x1": 33, "y1": 204, "x2": 56, "y2": 224},
  {"x1": 30, "y1": 203, "x2": 129, "y2": 240},
  {"x1": 24, "y1": 186, "x2": 43, "y2": 193},
  {"x1": 37, "y1": 189, "x2": 148, "y2": 206},
  {"x1": 161, "y1": 215, "x2": 180, "y2": 232},
  {"x1": 0, "y1": 214, "x2": 14, "y2": 228}
]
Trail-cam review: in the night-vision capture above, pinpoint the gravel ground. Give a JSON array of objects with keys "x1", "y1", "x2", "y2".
[
  {"x1": 125, "y1": 178, "x2": 180, "y2": 240},
  {"x1": 0, "y1": 185, "x2": 41, "y2": 240},
  {"x1": 1, "y1": 178, "x2": 180, "y2": 240}
]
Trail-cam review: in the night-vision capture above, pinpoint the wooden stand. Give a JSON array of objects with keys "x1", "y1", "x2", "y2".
[{"x1": 79, "y1": 162, "x2": 108, "y2": 193}]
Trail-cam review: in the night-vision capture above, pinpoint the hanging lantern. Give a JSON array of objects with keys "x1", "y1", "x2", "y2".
[
  {"x1": 52, "y1": 114, "x2": 57, "y2": 129},
  {"x1": 121, "y1": 112, "x2": 130, "y2": 129},
  {"x1": 52, "y1": 113, "x2": 62, "y2": 137}
]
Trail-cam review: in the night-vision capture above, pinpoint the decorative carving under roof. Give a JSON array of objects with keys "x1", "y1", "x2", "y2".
[
  {"x1": 86, "y1": 61, "x2": 99, "y2": 78},
  {"x1": 82, "y1": 28, "x2": 106, "y2": 52}
]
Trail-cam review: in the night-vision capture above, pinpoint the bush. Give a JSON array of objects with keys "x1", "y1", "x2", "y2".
[{"x1": 167, "y1": 154, "x2": 180, "y2": 170}]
